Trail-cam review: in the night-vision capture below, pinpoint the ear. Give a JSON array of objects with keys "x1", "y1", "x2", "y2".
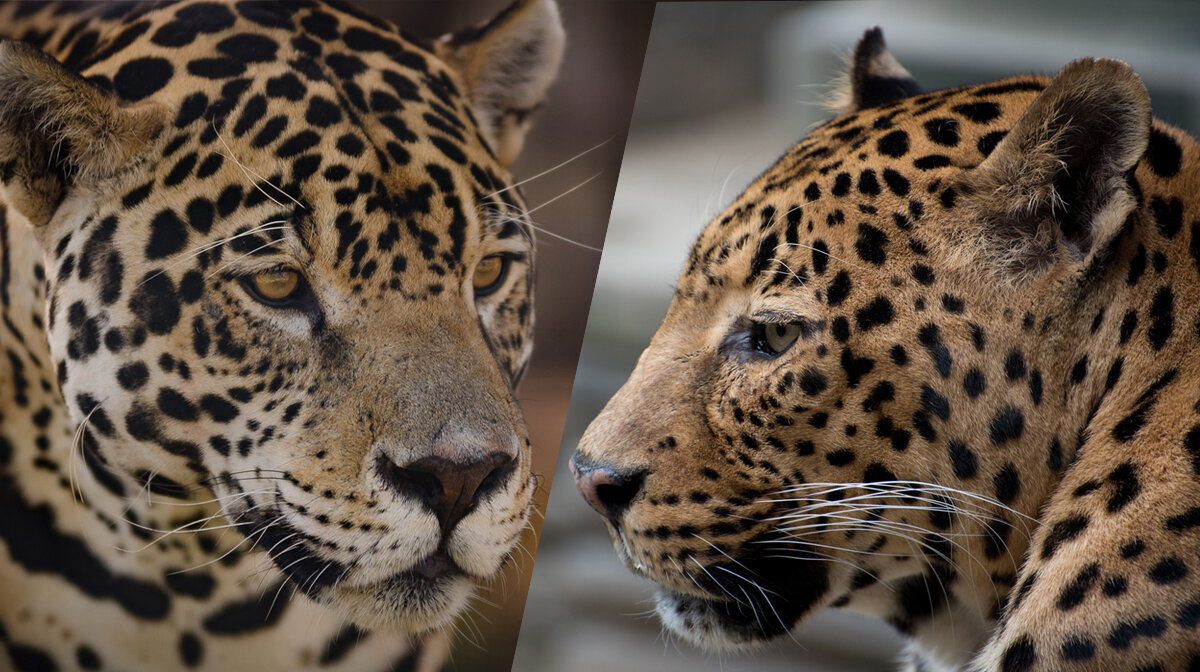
[
  {"x1": 436, "y1": 0, "x2": 564, "y2": 166},
  {"x1": 838, "y1": 27, "x2": 922, "y2": 113},
  {"x1": 0, "y1": 40, "x2": 166, "y2": 227},
  {"x1": 961, "y1": 58, "x2": 1150, "y2": 280}
]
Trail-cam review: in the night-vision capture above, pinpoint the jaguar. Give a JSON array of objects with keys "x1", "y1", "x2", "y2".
[
  {"x1": 573, "y1": 28, "x2": 1200, "y2": 672},
  {"x1": 0, "y1": 0, "x2": 562, "y2": 669}
]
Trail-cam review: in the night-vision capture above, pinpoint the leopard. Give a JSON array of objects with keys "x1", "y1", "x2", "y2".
[
  {"x1": 572, "y1": 27, "x2": 1200, "y2": 672},
  {"x1": 0, "y1": 0, "x2": 563, "y2": 669}
]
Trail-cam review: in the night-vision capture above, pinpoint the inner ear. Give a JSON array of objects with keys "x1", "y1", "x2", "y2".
[
  {"x1": 435, "y1": 0, "x2": 564, "y2": 166},
  {"x1": 0, "y1": 40, "x2": 165, "y2": 227},
  {"x1": 962, "y1": 57, "x2": 1150, "y2": 278}
]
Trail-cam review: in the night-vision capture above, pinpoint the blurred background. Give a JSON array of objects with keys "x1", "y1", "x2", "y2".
[
  {"x1": 353, "y1": 2, "x2": 653, "y2": 670},
  {"x1": 515, "y1": 2, "x2": 1200, "y2": 671}
]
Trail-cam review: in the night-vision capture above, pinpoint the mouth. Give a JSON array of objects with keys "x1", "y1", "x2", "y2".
[
  {"x1": 616, "y1": 531, "x2": 834, "y2": 650},
  {"x1": 245, "y1": 516, "x2": 479, "y2": 632}
]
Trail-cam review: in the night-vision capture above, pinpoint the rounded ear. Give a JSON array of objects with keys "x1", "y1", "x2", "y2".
[
  {"x1": 435, "y1": 0, "x2": 564, "y2": 167},
  {"x1": 0, "y1": 40, "x2": 166, "y2": 227},
  {"x1": 834, "y1": 27, "x2": 922, "y2": 114},
  {"x1": 960, "y1": 58, "x2": 1150, "y2": 281}
]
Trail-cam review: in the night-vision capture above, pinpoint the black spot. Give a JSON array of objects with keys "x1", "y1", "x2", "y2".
[
  {"x1": 882, "y1": 169, "x2": 909, "y2": 197},
  {"x1": 146, "y1": 209, "x2": 188, "y2": 259},
  {"x1": 179, "y1": 631, "x2": 203, "y2": 667},
  {"x1": 1028, "y1": 370, "x2": 1043, "y2": 405},
  {"x1": 306, "y1": 96, "x2": 342, "y2": 127},
  {"x1": 989, "y1": 406, "x2": 1024, "y2": 445},
  {"x1": 164, "y1": 570, "x2": 215, "y2": 599},
  {"x1": 117, "y1": 362, "x2": 149, "y2": 390},
  {"x1": 1069, "y1": 356, "x2": 1088, "y2": 385},
  {"x1": 911, "y1": 263, "x2": 935, "y2": 285},
  {"x1": 839, "y1": 348, "x2": 874, "y2": 388},
  {"x1": 76, "y1": 646, "x2": 102, "y2": 670},
  {"x1": 977, "y1": 130, "x2": 1007, "y2": 157},
  {"x1": 831, "y1": 172, "x2": 851, "y2": 197},
  {"x1": 877, "y1": 130, "x2": 909, "y2": 157},
  {"x1": 826, "y1": 449, "x2": 855, "y2": 466},
  {"x1": 831, "y1": 317, "x2": 850, "y2": 342},
  {"x1": 913, "y1": 154, "x2": 952, "y2": 169},
  {"x1": 1055, "y1": 563, "x2": 1099, "y2": 611},
  {"x1": 114, "y1": 57, "x2": 174, "y2": 101},
  {"x1": 920, "y1": 385, "x2": 950, "y2": 420},
  {"x1": 1000, "y1": 635, "x2": 1036, "y2": 672},
  {"x1": 202, "y1": 581, "x2": 290, "y2": 633},
  {"x1": 1105, "y1": 462, "x2": 1140, "y2": 513},
  {"x1": 916, "y1": 324, "x2": 952, "y2": 377},
  {"x1": 827, "y1": 271, "x2": 852, "y2": 306},
  {"x1": 1004, "y1": 349, "x2": 1026, "y2": 380},
  {"x1": 855, "y1": 296, "x2": 894, "y2": 331},
  {"x1": 1108, "y1": 616, "x2": 1166, "y2": 649},
  {"x1": 993, "y1": 463, "x2": 1020, "y2": 504},
  {"x1": 1041, "y1": 514, "x2": 1089, "y2": 560},
  {"x1": 1119, "y1": 309, "x2": 1138, "y2": 343},
  {"x1": 940, "y1": 294, "x2": 964, "y2": 313},
  {"x1": 952, "y1": 101, "x2": 1001, "y2": 123},
  {"x1": 1148, "y1": 556, "x2": 1188, "y2": 584},
  {"x1": 799, "y1": 368, "x2": 828, "y2": 395},
  {"x1": 188, "y1": 57, "x2": 245, "y2": 79},
  {"x1": 216, "y1": 33, "x2": 278, "y2": 62},
  {"x1": 889, "y1": 344, "x2": 908, "y2": 366},
  {"x1": 1145, "y1": 128, "x2": 1182, "y2": 178},
  {"x1": 923, "y1": 117, "x2": 959, "y2": 146},
  {"x1": 1059, "y1": 635, "x2": 1095, "y2": 661},
  {"x1": 265, "y1": 73, "x2": 305, "y2": 101},
  {"x1": 947, "y1": 439, "x2": 977, "y2": 478},
  {"x1": 855, "y1": 223, "x2": 887, "y2": 265},
  {"x1": 1145, "y1": 286, "x2": 1173, "y2": 350},
  {"x1": 158, "y1": 388, "x2": 198, "y2": 421},
  {"x1": 1151, "y1": 197, "x2": 1182, "y2": 239},
  {"x1": 129, "y1": 272, "x2": 181, "y2": 334}
]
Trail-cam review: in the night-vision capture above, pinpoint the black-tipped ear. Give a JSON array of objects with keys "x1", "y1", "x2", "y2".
[
  {"x1": 846, "y1": 27, "x2": 922, "y2": 111},
  {"x1": 962, "y1": 58, "x2": 1150, "y2": 280},
  {"x1": 436, "y1": 0, "x2": 564, "y2": 167},
  {"x1": 0, "y1": 40, "x2": 166, "y2": 227}
]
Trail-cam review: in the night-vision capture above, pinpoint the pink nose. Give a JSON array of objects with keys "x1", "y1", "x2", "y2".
[{"x1": 570, "y1": 456, "x2": 645, "y2": 520}]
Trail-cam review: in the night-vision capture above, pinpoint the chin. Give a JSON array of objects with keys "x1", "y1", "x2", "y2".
[
  {"x1": 644, "y1": 552, "x2": 833, "y2": 652},
  {"x1": 320, "y1": 570, "x2": 477, "y2": 633}
]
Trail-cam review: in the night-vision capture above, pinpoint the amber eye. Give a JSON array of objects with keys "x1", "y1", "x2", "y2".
[
  {"x1": 473, "y1": 255, "x2": 510, "y2": 296},
  {"x1": 757, "y1": 322, "x2": 801, "y2": 355},
  {"x1": 250, "y1": 268, "x2": 300, "y2": 303}
]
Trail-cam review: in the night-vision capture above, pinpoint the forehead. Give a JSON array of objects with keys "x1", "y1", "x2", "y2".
[
  {"x1": 79, "y1": 2, "x2": 527, "y2": 280},
  {"x1": 683, "y1": 77, "x2": 1050, "y2": 289},
  {"x1": 83, "y1": 1, "x2": 508, "y2": 191}
]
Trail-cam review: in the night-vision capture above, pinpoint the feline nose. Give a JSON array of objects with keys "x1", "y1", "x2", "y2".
[
  {"x1": 377, "y1": 450, "x2": 517, "y2": 532},
  {"x1": 571, "y1": 455, "x2": 645, "y2": 520}
]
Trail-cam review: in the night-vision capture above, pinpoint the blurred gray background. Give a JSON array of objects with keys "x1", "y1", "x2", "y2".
[{"x1": 515, "y1": 2, "x2": 1200, "y2": 671}]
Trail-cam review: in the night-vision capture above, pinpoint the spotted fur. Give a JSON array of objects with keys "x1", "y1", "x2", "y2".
[
  {"x1": 0, "y1": 1, "x2": 563, "y2": 669},
  {"x1": 573, "y1": 28, "x2": 1200, "y2": 671}
]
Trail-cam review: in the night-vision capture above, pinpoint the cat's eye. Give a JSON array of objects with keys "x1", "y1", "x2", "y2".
[
  {"x1": 473, "y1": 255, "x2": 510, "y2": 296},
  {"x1": 242, "y1": 268, "x2": 305, "y2": 306},
  {"x1": 755, "y1": 322, "x2": 802, "y2": 355}
]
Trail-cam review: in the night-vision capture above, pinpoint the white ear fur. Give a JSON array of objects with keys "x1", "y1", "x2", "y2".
[{"x1": 436, "y1": 0, "x2": 565, "y2": 166}]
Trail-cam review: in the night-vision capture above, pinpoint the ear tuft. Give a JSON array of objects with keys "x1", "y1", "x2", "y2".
[
  {"x1": 961, "y1": 57, "x2": 1150, "y2": 281},
  {"x1": 0, "y1": 40, "x2": 165, "y2": 226},
  {"x1": 840, "y1": 27, "x2": 922, "y2": 113},
  {"x1": 436, "y1": 0, "x2": 564, "y2": 167}
]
